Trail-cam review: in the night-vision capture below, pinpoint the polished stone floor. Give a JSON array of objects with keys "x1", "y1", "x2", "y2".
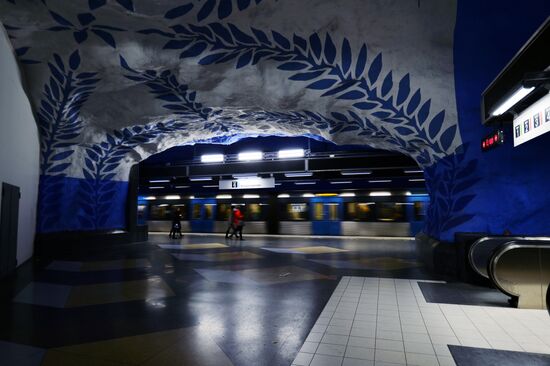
[{"x1": 0, "y1": 233, "x2": 543, "y2": 366}]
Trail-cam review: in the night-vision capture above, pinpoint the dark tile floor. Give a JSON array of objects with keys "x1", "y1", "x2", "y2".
[{"x1": 1, "y1": 233, "x2": 527, "y2": 366}]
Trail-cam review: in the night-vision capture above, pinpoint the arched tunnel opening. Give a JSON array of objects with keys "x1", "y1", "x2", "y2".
[{"x1": 1, "y1": 1, "x2": 550, "y2": 365}]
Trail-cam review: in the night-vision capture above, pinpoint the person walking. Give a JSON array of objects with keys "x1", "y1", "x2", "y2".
[
  {"x1": 225, "y1": 207, "x2": 234, "y2": 239},
  {"x1": 230, "y1": 206, "x2": 245, "y2": 240},
  {"x1": 169, "y1": 210, "x2": 183, "y2": 239}
]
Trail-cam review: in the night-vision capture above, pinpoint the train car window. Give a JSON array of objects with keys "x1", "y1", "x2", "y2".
[
  {"x1": 192, "y1": 204, "x2": 201, "y2": 220},
  {"x1": 313, "y1": 203, "x2": 323, "y2": 220},
  {"x1": 414, "y1": 201, "x2": 427, "y2": 221},
  {"x1": 283, "y1": 203, "x2": 308, "y2": 221},
  {"x1": 246, "y1": 203, "x2": 263, "y2": 221},
  {"x1": 172, "y1": 204, "x2": 187, "y2": 220},
  {"x1": 345, "y1": 203, "x2": 374, "y2": 221},
  {"x1": 204, "y1": 204, "x2": 215, "y2": 220},
  {"x1": 327, "y1": 203, "x2": 339, "y2": 221},
  {"x1": 376, "y1": 203, "x2": 405, "y2": 222},
  {"x1": 150, "y1": 204, "x2": 172, "y2": 220},
  {"x1": 217, "y1": 203, "x2": 232, "y2": 221}
]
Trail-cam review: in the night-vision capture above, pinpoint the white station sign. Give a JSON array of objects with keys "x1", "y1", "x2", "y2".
[
  {"x1": 219, "y1": 177, "x2": 275, "y2": 190},
  {"x1": 513, "y1": 92, "x2": 550, "y2": 147}
]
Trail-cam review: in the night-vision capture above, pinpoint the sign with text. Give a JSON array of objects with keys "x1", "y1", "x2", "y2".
[
  {"x1": 513, "y1": 93, "x2": 550, "y2": 147},
  {"x1": 219, "y1": 177, "x2": 275, "y2": 190}
]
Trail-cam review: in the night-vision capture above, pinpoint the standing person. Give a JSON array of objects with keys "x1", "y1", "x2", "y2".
[
  {"x1": 231, "y1": 206, "x2": 245, "y2": 240},
  {"x1": 170, "y1": 210, "x2": 182, "y2": 239},
  {"x1": 225, "y1": 207, "x2": 234, "y2": 239}
]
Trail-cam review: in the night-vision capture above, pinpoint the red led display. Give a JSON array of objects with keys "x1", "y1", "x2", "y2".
[{"x1": 481, "y1": 130, "x2": 504, "y2": 151}]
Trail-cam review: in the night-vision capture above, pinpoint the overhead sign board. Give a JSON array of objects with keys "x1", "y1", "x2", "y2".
[
  {"x1": 513, "y1": 93, "x2": 550, "y2": 147},
  {"x1": 219, "y1": 177, "x2": 275, "y2": 190}
]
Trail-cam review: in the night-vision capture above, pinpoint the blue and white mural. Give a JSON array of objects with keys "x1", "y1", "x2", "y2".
[{"x1": 4, "y1": 0, "x2": 547, "y2": 240}]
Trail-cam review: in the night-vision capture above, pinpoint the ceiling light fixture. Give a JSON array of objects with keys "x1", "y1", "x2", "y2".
[
  {"x1": 341, "y1": 171, "x2": 372, "y2": 176},
  {"x1": 302, "y1": 193, "x2": 314, "y2": 197},
  {"x1": 277, "y1": 193, "x2": 290, "y2": 198},
  {"x1": 278, "y1": 149, "x2": 304, "y2": 159},
  {"x1": 149, "y1": 186, "x2": 164, "y2": 189},
  {"x1": 164, "y1": 195, "x2": 181, "y2": 200},
  {"x1": 284, "y1": 172, "x2": 313, "y2": 177},
  {"x1": 409, "y1": 178, "x2": 425, "y2": 182},
  {"x1": 369, "y1": 179, "x2": 392, "y2": 183},
  {"x1": 369, "y1": 191, "x2": 392, "y2": 197},
  {"x1": 404, "y1": 169, "x2": 423, "y2": 174},
  {"x1": 216, "y1": 194, "x2": 232, "y2": 199},
  {"x1": 243, "y1": 194, "x2": 260, "y2": 199},
  {"x1": 330, "y1": 181, "x2": 352, "y2": 184},
  {"x1": 339, "y1": 192, "x2": 356, "y2": 197},
  {"x1": 201, "y1": 154, "x2": 224, "y2": 163},
  {"x1": 238, "y1": 151, "x2": 263, "y2": 161},
  {"x1": 149, "y1": 179, "x2": 170, "y2": 183},
  {"x1": 294, "y1": 181, "x2": 316, "y2": 185},
  {"x1": 144, "y1": 196, "x2": 156, "y2": 200},
  {"x1": 491, "y1": 86, "x2": 535, "y2": 116},
  {"x1": 189, "y1": 176, "x2": 212, "y2": 181}
]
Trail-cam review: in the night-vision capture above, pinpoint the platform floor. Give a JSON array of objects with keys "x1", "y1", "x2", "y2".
[{"x1": 0, "y1": 234, "x2": 547, "y2": 365}]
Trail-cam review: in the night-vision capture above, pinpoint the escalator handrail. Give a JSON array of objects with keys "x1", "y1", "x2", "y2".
[
  {"x1": 488, "y1": 240, "x2": 550, "y2": 299},
  {"x1": 468, "y1": 236, "x2": 549, "y2": 279}
]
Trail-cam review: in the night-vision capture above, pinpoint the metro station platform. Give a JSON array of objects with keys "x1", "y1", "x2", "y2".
[{"x1": 1, "y1": 235, "x2": 548, "y2": 366}]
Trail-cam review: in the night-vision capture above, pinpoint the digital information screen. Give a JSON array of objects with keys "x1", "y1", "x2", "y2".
[{"x1": 513, "y1": 92, "x2": 550, "y2": 147}]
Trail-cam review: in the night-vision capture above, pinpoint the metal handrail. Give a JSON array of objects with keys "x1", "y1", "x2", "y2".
[
  {"x1": 488, "y1": 240, "x2": 550, "y2": 300},
  {"x1": 468, "y1": 236, "x2": 550, "y2": 279}
]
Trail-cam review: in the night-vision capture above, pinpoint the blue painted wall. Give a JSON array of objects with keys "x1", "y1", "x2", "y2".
[{"x1": 431, "y1": 0, "x2": 550, "y2": 241}]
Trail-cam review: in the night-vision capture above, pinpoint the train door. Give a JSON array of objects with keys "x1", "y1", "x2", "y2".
[
  {"x1": 190, "y1": 198, "x2": 216, "y2": 233},
  {"x1": 311, "y1": 197, "x2": 342, "y2": 235}
]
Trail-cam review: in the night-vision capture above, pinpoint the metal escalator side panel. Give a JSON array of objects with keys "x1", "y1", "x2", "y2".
[
  {"x1": 489, "y1": 242, "x2": 550, "y2": 309},
  {"x1": 469, "y1": 236, "x2": 530, "y2": 279}
]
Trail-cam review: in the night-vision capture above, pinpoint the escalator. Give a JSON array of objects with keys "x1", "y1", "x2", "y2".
[{"x1": 468, "y1": 236, "x2": 550, "y2": 309}]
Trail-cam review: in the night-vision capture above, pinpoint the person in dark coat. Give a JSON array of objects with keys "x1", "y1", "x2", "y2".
[{"x1": 169, "y1": 210, "x2": 183, "y2": 239}]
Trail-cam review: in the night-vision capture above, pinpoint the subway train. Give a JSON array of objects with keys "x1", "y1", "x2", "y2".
[{"x1": 138, "y1": 191, "x2": 429, "y2": 237}]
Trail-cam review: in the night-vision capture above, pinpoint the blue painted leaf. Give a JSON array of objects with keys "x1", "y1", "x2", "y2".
[
  {"x1": 248, "y1": 27, "x2": 269, "y2": 45},
  {"x1": 417, "y1": 99, "x2": 431, "y2": 126},
  {"x1": 341, "y1": 126, "x2": 359, "y2": 133},
  {"x1": 15, "y1": 47, "x2": 29, "y2": 57},
  {"x1": 353, "y1": 102, "x2": 378, "y2": 110},
  {"x1": 406, "y1": 89, "x2": 421, "y2": 115},
  {"x1": 89, "y1": 0, "x2": 106, "y2": 10},
  {"x1": 442, "y1": 214, "x2": 474, "y2": 231},
  {"x1": 69, "y1": 50, "x2": 80, "y2": 70},
  {"x1": 179, "y1": 42, "x2": 208, "y2": 58},
  {"x1": 77, "y1": 72, "x2": 98, "y2": 79},
  {"x1": 337, "y1": 90, "x2": 365, "y2": 100},
  {"x1": 341, "y1": 38, "x2": 352, "y2": 74},
  {"x1": 199, "y1": 52, "x2": 228, "y2": 65},
  {"x1": 236, "y1": 50, "x2": 253, "y2": 68},
  {"x1": 272, "y1": 30, "x2": 290, "y2": 49},
  {"x1": 324, "y1": 34, "x2": 336, "y2": 64},
  {"x1": 237, "y1": 0, "x2": 251, "y2": 9},
  {"x1": 354, "y1": 44, "x2": 367, "y2": 78},
  {"x1": 228, "y1": 24, "x2": 256, "y2": 44},
  {"x1": 91, "y1": 29, "x2": 116, "y2": 48},
  {"x1": 372, "y1": 111, "x2": 391, "y2": 119},
  {"x1": 321, "y1": 80, "x2": 356, "y2": 97},
  {"x1": 115, "y1": 0, "x2": 134, "y2": 11},
  {"x1": 51, "y1": 150, "x2": 74, "y2": 161},
  {"x1": 307, "y1": 78, "x2": 338, "y2": 90},
  {"x1": 439, "y1": 124, "x2": 457, "y2": 151},
  {"x1": 50, "y1": 11, "x2": 73, "y2": 26},
  {"x1": 48, "y1": 163, "x2": 71, "y2": 173},
  {"x1": 394, "y1": 126, "x2": 415, "y2": 135},
  {"x1": 309, "y1": 33, "x2": 322, "y2": 59},
  {"x1": 165, "y1": 3, "x2": 194, "y2": 19},
  {"x1": 48, "y1": 26, "x2": 71, "y2": 32},
  {"x1": 102, "y1": 163, "x2": 119, "y2": 173},
  {"x1": 453, "y1": 194, "x2": 476, "y2": 212},
  {"x1": 197, "y1": 0, "x2": 216, "y2": 21},
  {"x1": 428, "y1": 110, "x2": 445, "y2": 139},
  {"x1": 396, "y1": 74, "x2": 410, "y2": 106},
  {"x1": 137, "y1": 28, "x2": 174, "y2": 37},
  {"x1": 453, "y1": 177, "x2": 479, "y2": 194},
  {"x1": 381, "y1": 71, "x2": 392, "y2": 97},
  {"x1": 48, "y1": 63, "x2": 65, "y2": 83},
  {"x1": 277, "y1": 62, "x2": 308, "y2": 71},
  {"x1": 289, "y1": 70, "x2": 324, "y2": 81},
  {"x1": 331, "y1": 112, "x2": 348, "y2": 122},
  {"x1": 218, "y1": 0, "x2": 232, "y2": 19},
  {"x1": 77, "y1": 12, "x2": 95, "y2": 26},
  {"x1": 293, "y1": 34, "x2": 307, "y2": 51},
  {"x1": 53, "y1": 54, "x2": 65, "y2": 72},
  {"x1": 368, "y1": 53, "x2": 382, "y2": 84},
  {"x1": 94, "y1": 25, "x2": 125, "y2": 31},
  {"x1": 210, "y1": 23, "x2": 233, "y2": 43},
  {"x1": 73, "y1": 30, "x2": 88, "y2": 44}
]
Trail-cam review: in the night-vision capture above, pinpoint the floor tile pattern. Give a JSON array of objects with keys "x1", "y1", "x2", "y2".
[
  {"x1": 448, "y1": 345, "x2": 550, "y2": 366},
  {"x1": 293, "y1": 276, "x2": 550, "y2": 366}
]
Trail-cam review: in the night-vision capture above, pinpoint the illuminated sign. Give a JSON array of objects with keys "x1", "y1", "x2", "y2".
[
  {"x1": 481, "y1": 129, "x2": 504, "y2": 151},
  {"x1": 219, "y1": 177, "x2": 275, "y2": 190},
  {"x1": 513, "y1": 93, "x2": 550, "y2": 147}
]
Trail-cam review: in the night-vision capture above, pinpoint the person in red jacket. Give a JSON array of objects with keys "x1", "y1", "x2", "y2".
[{"x1": 230, "y1": 207, "x2": 245, "y2": 240}]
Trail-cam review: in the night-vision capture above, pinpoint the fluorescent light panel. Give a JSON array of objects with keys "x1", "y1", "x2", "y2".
[
  {"x1": 203, "y1": 184, "x2": 218, "y2": 188},
  {"x1": 189, "y1": 176, "x2": 212, "y2": 181},
  {"x1": 216, "y1": 194, "x2": 232, "y2": 199},
  {"x1": 278, "y1": 149, "x2": 304, "y2": 159},
  {"x1": 238, "y1": 151, "x2": 263, "y2": 161},
  {"x1": 369, "y1": 191, "x2": 392, "y2": 197},
  {"x1": 175, "y1": 185, "x2": 189, "y2": 189},
  {"x1": 164, "y1": 195, "x2": 180, "y2": 200},
  {"x1": 233, "y1": 173, "x2": 257, "y2": 178},
  {"x1": 369, "y1": 179, "x2": 392, "y2": 183},
  {"x1": 409, "y1": 178, "x2": 425, "y2": 182},
  {"x1": 491, "y1": 86, "x2": 535, "y2": 116},
  {"x1": 243, "y1": 194, "x2": 259, "y2": 199},
  {"x1": 277, "y1": 193, "x2": 290, "y2": 198},
  {"x1": 294, "y1": 181, "x2": 316, "y2": 185},
  {"x1": 330, "y1": 181, "x2": 352, "y2": 184},
  {"x1": 149, "y1": 179, "x2": 169, "y2": 183},
  {"x1": 302, "y1": 193, "x2": 314, "y2": 197},
  {"x1": 284, "y1": 172, "x2": 312, "y2": 177},
  {"x1": 201, "y1": 154, "x2": 224, "y2": 163},
  {"x1": 339, "y1": 192, "x2": 356, "y2": 197},
  {"x1": 149, "y1": 186, "x2": 164, "y2": 189},
  {"x1": 341, "y1": 171, "x2": 372, "y2": 176},
  {"x1": 144, "y1": 196, "x2": 156, "y2": 200},
  {"x1": 404, "y1": 169, "x2": 423, "y2": 174}
]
